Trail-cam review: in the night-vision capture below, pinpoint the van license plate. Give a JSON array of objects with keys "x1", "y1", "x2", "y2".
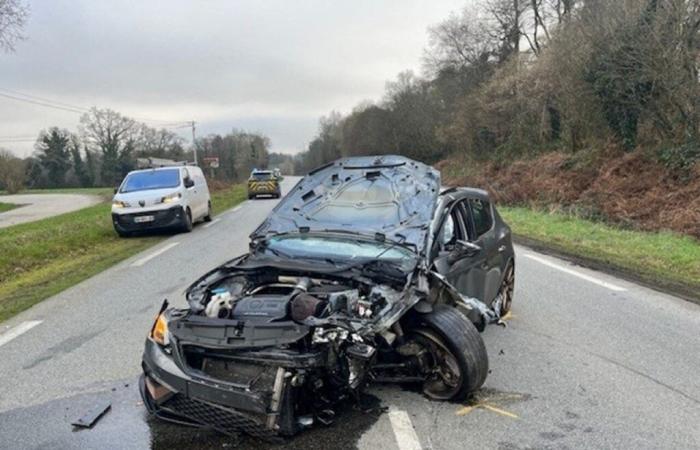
[{"x1": 134, "y1": 215, "x2": 154, "y2": 223}]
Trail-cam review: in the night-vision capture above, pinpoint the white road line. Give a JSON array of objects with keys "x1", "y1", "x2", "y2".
[
  {"x1": 0, "y1": 320, "x2": 43, "y2": 348},
  {"x1": 131, "y1": 242, "x2": 180, "y2": 267},
  {"x1": 388, "y1": 409, "x2": 422, "y2": 450},
  {"x1": 523, "y1": 253, "x2": 627, "y2": 292},
  {"x1": 203, "y1": 218, "x2": 221, "y2": 228},
  {"x1": 230, "y1": 204, "x2": 243, "y2": 213}
]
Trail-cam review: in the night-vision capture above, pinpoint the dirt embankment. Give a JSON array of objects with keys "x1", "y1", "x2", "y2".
[{"x1": 438, "y1": 149, "x2": 700, "y2": 239}]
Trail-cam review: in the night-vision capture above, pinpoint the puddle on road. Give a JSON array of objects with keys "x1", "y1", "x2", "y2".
[{"x1": 0, "y1": 378, "x2": 383, "y2": 450}]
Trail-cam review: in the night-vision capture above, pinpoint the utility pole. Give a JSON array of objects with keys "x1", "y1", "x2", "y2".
[{"x1": 191, "y1": 120, "x2": 197, "y2": 165}]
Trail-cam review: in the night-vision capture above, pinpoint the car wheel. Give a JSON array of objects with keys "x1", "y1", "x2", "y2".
[
  {"x1": 115, "y1": 228, "x2": 131, "y2": 238},
  {"x1": 499, "y1": 261, "x2": 515, "y2": 315},
  {"x1": 413, "y1": 305, "x2": 488, "y2": 400},
  {"x1": 204, "y1": 202, "x2": 212, "y2": 222},
  {"x1": 182, "y1": 208, "x2": 193, "y2": 232}
]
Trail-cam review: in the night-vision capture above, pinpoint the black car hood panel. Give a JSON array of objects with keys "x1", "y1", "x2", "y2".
[{"x1": 251, "y1": 155, "x2": 440, "y2": 253}]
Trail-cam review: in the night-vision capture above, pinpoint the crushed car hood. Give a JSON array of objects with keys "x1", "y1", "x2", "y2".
[{"x1": 251, "y1": 155, "x2": 441, "y2": 254}]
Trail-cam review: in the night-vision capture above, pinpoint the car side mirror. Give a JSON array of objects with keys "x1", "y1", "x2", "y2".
[
  {"x1": 455, "y1": 239, "x2": 481, "y2": 256},
  {"x1": 113, "y1": 187, "x2": 118, "y2": 194},
  {"x1": 184, "y1": 178, "x2": 194, "y2": 188}
]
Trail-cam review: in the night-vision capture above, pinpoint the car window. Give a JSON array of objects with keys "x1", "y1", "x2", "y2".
[
  {"x1": 440, "y1": 214, "x2": 455, "y2": 246},
  {"x1": 438, "y1": 206, "x2": 467, "y2": 249},
  {"x1": 252, "y1": 172, "x2": 273, "y2": 180},
  {"x1": 470, "y1": 199, "x2": 492, "y2": 237}
]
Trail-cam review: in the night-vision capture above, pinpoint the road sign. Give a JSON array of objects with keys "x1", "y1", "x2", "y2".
[{"x1": 203, "y1": 157, "x2": 219, "y2": 168}]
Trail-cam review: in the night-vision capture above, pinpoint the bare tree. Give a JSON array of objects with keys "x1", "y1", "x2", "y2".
[
  {"x1": 0, "y1": 0, "x2": 28, "y2": 52},
  {"x1": 0, "y1": 148, "x2": 25, "y2": 193},
  {"x1": 79, "y1": 108, "x2": 138, "y2": 185},
  {"x1": 423, "y1": 8, "x2": 497, "y2": 74}
]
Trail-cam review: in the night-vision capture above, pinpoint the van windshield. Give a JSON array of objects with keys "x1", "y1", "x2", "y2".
[{"x1": 120, "y1": 169, "x2": 180, "y2": 193}]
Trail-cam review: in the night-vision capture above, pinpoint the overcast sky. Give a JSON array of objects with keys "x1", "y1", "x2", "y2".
[{"x1": 0, "y1": 0, "x2": 466, "y2": 157}]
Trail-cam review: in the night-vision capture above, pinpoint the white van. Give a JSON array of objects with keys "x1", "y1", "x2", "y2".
[{"x1": 111, "y1": 165, "x2": 211, "y2": 237}]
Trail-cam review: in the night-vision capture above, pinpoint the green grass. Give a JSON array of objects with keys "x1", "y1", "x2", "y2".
[
  {"x1": 0, "y1": 187, "x2": 114, "y2": 197},
  {"x1": 0, "y1": 184, "x2": 247, "y2": 323},
  {"x1": 210, "y1": 184, "x2": 247, "y2": 215},
  {"x1": 0, "y1": 202, "x2": 20, "y2": 213},
  {"x1": 500, "y1": 206, "x2": 700, "y2": 296}
]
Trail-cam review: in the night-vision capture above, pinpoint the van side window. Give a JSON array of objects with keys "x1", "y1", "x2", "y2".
[{"x1": 470, "y1": 199, "x2": 492, "y2": 237}]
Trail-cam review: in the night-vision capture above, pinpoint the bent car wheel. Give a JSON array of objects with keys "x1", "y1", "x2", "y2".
[{"x1": 417, "y1": 305, "x2": 488, "y2": 400}]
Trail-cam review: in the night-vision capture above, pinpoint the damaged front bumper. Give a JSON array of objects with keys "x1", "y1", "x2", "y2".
[{"x1": 140, "y1": 338, "x2": 296, "y2": 441}]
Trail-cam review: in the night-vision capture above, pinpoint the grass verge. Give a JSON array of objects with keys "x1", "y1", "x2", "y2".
[
  {"x1": 0, "y1": 184, "x2": 246, "y2": 323},
  {"x1": 500, "y1": 206, "x2": 700, "y2": 300},
  {"x1": 0, "y1": 202, "x2": 20, "y2": 213}
]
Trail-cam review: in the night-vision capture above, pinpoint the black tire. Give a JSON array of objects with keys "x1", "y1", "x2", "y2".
[
  {"x1": 248, "y1": 194, "x2": 255, "y2": 200},
  {"x1": 181, "y1": 208, "x2": 193, "y2": 232},
  {"x1": 115, "y1": 228, "x2": 131, "y2": 238},
  {"x1": 203, "y1": 202, "x2": 212, "y2": 222},
  {"x1": 418, "y1": 304, "x2": 488, "y2": 400}
]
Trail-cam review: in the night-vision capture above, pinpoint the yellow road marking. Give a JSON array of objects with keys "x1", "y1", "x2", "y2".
[
  {"x1": 455, "y1": 406, "x2": 475, "y2": 416},
  {"x1": 480, "y1": 403, "x2": 519, "y2": 419},
  {"x1": 455, "y1": 402, "x2": 519, "y2": 419}
]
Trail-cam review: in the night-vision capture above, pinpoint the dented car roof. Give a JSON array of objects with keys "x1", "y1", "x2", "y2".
[{"x1": 251, "y1": 155, "x2": 441, "y2": 253}]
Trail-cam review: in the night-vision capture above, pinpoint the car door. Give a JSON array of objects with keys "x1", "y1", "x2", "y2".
[
  {"x1": 465, "y1": 197, "x2": 504, "y2": 306},
  {"x1": 181, "y1": 168, "x2": 200, "y2": 218},
  {"x1": 431, "y1": 199, "x2": 487, "y2": 302},
  {"x1": 192, "y1": 168, "x2": 208, "y2": 217}
]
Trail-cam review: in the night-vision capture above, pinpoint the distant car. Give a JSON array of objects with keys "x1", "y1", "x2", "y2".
[
  {"x1": 111, "y1": 165, "x2": 211, "y2": 237},
  {"x1": 247, "y1": 169, "x2": 281, "y2": 199},
  {"x1": 139, "y1": 155, "x2": 515, "y2": 440}
]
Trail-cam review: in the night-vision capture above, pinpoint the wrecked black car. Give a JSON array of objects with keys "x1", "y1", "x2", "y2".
[{"x1": 140, "y1": 155, "x2": 515, "y2": 440}]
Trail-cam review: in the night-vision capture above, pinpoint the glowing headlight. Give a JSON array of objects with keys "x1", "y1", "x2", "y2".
[
  {"x1": 150, "y1": 313, "x2": 169, "y2": 346},
  {"x1": 112, "y1": 200, "x2": 130, "y2": 208},
  {"x1": 160, "y1": 192, "x2": 182, "y2": 204}
]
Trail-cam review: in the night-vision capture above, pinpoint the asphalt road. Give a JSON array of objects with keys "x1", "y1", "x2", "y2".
[
  {"x1": 0, "y1": 176, "x2": 698, "y2": 450},
  {"x1": 0, "y1": 193, "x2": 102, "y2": 228}
]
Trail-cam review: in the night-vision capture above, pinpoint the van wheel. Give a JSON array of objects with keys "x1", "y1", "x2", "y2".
[
  {"x1": 182, "y1": 208, "x2": 193, "y2": 232},
  {"x1": 204, "y1": 202, "x2": 212, "y2": 222}
]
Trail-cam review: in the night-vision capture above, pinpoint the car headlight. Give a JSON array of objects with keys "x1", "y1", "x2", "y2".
[
  {"x1": 150, "y1": 312, "x2": 169, "y2": 346},
  {"x1": 160, "y1": 192, "x2": 182, "y2": 204},
  {"x1": 112, "y1": 200, "x2": 130, "y2": 208}
]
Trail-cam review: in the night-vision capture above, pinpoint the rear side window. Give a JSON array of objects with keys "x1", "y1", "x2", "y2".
[{"x1": 470, "y1": 199, "x2": 492, "y2": 237}]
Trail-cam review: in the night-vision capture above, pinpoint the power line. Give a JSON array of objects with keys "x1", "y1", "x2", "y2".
[
  {"x1": 0, "y1": 88, "x2": 91, "y2": 112},
  {"x1": 0, "y1": 92, "x2": 87, "y2": 114},
  {"x1": 0, "y1": 88, "x2": 191, "y2": 127}
]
